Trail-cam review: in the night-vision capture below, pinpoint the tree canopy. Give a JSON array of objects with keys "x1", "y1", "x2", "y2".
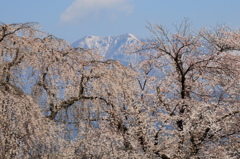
[{"x1": 0, "y1": 21, "x2": 239, "y2": 158}]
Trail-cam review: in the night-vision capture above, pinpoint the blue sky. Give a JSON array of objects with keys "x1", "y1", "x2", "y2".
[{"x1": 1, "y1": 0, "x2": 240, "y2": 43}]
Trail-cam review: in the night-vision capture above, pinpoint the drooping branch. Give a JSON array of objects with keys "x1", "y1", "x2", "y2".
[{"x1": 1, "y1": 48, "x2": 23, "y2": 82}]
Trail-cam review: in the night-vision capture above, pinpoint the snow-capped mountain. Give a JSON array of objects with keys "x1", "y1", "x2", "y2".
[{"x1": 72, "y1": 34, "x2": 141, "y2": 65}]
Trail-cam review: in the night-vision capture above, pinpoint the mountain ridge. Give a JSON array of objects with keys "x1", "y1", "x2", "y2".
[{"x1": 71, "y1": 33, "x2": 141, "y2": 65}]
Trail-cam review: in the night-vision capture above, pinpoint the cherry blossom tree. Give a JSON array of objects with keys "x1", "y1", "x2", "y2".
[
  {"x1": 128, "y1": 20, "x2": 240, "y2": 158},
  {"x1": 0, "y1": 21, "x2": 239, "y2": 159},
  {"x1": 0, "y1": 22, "x2": 74, "y2": 158},
  {"x1": 0, "y1": 22, "x2": 140, "y2": 158}
]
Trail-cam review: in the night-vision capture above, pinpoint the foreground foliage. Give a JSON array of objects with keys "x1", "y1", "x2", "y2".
[{"x1": 0, "y1": 21, "x2": 239, "y2": 158}]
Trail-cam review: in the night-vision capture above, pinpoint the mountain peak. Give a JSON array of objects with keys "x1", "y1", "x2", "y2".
[
  {"x1": 71, "y1": 34, "x2": 140, "y2": 65},
  {"x1": 80, "y1": 34, "x2": 139, "y2": 41},
  {"x1": 118, "y1": 33, "x2": 139, "y2": 41}
]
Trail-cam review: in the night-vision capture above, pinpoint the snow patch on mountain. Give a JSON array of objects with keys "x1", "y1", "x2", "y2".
[{"x1": 72, "y1": 34, "x2": 141, "y2": 65}]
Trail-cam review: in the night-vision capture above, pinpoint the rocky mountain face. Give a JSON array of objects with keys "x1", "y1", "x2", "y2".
[{"x1": 71, "y1": 34, "x2": 141, "y2": 65}]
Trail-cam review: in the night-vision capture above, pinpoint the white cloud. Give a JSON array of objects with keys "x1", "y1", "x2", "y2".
[{"x1": 60, "y1": 0, "x2": 133, "y2": 23}]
